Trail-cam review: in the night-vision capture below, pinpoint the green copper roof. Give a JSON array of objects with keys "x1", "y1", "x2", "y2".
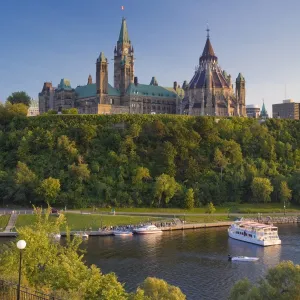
[
  {"x1": 126, "y1": 83, "x2": 177, "y2": 98},
  {"x1": 260, "y1": 101, "x2": 268, "y2": 117},
  {"x1": 57, "y1": 78, "x2": 73, "y2": 90},
  {"x1": 118, "y1": 18, "x2": 130, "y2": 44},
  {"x1": 97, "y1": 52, "x2": 106, "y2": 63},
  {"x1": 236, "y1": 73, "x2": 245, "y2": 81},
  {"x1": 164, "y1": 87, "x2": 185, "y2": 99},
  {"x1": 75, "y1": 83, "x2": 120, "y2": 99}
]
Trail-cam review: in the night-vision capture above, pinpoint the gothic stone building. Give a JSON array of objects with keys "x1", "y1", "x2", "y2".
[
  {"x1": 39, "y1": 18, "x2": 183, "y2": 115},
  {"x1": 181, "y1": 31, "x2": 246, "y2": 116}
]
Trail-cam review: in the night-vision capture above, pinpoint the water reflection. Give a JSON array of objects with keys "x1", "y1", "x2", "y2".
[
  {"x1": 228, "y1": 238, "x2": 282, "y2": 266},
  {"x1": 1, "y1": 225, "x2": 299, "y2": 300}
]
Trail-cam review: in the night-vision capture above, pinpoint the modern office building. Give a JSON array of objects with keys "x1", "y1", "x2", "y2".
[
  {"x1": 272, "y1": 99, "x2": 299, "y2": 119},
  {"x1": 246, "y1": 104, "x2": 260, "y2": 118}
]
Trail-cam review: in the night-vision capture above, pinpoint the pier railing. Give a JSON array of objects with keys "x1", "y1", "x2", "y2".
[{"x1": 0, "y1": 279, "x2": 59, "y2": 300}]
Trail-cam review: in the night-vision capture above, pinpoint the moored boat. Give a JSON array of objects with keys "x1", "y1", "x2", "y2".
[
  {"x1": 113, "y1": 230, "x2": 133, "y2": 236},
  {"x1": 228, "y1": 220, "x2": 281, "y2": 246},
  {"x1": 228, "y1": 255, "x2": 259, "y2": 262},
  {"x1": 74, "y1": 232, "x2": 89, "y2": 240},
  {"x1": 133, "y1": 225, "x2": 163, "y2": 234}
]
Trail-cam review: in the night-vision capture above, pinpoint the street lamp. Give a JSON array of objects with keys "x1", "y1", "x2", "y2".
[
  {"x1": 284, "y1": 200, "x2": 286, "y2": 216},
  {"x1": 17, "y1": 240, "x2": 26, "y2": 300}
]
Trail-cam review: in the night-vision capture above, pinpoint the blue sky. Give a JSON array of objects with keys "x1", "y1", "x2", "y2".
[{"x1": 1, "y1": 0, "x2": 300, "y2": 114}]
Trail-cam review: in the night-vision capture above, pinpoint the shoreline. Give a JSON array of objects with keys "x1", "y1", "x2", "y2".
[{"x1": 2, "y1": 218, "x2": 300, "y2": 238}]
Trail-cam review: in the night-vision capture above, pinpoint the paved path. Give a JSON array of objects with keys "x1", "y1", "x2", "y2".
[{"x1": 4, "y1": 213, "x2": 18, "y2": 233}]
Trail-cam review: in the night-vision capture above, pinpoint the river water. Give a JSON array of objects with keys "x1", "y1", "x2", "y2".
[
  {"x1": 82, "y1": 224, "x2": 300, "y2": 300},
  {"x1": 1, "y1": 224, "x2": 299, "y2": 299}
]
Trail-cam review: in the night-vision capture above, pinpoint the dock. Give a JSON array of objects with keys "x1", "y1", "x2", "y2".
[{"x1": 0, "y1": 222, "x2": 232, "y2": 237}]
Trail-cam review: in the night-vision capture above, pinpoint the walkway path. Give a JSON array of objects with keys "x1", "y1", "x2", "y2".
[{"x1": 4, "y1": 213, "x2": 18, "y2": 233}]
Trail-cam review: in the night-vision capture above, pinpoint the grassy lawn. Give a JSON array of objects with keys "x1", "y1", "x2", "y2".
[
  {"x1": 15, "y1": 214, "x2": 164, "y2": 231},
  {"x1": 0, "y1": 215, "x2": 10, "y2": 231},
  {"x1": 75, "y1": 203, "x2": 300, "y2": 214},
  {"x1": 183, "y1": 215, "x2": 235, "y2": 223}
]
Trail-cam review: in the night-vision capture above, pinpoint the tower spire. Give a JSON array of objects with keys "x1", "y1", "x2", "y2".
[
  {"x1": 206, "y1": 23, "x2": 210, "y2": 39},
  {"x1": 118, "y1": 17, "x2": 130, "y2": 44}
]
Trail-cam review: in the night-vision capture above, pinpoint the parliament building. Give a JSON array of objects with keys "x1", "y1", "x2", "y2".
[{"x1": 39, "y1": 19, "x2": 245, "y2": 117}]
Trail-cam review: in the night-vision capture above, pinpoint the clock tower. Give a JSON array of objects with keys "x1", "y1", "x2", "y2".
[{"x1": 114, "y1": 17, "x2": 134, "y2": 95}]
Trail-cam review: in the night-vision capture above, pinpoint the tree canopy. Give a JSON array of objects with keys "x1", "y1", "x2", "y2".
[
  {"x1": 7, "y1": 91, "x2": 31, "y2": 107},
  {"x1": 0, "y1": 114, "x2": 300, "y2": 208},
  {"x1": 229, "y1": 261, "x2": 300, "y2": 300}
]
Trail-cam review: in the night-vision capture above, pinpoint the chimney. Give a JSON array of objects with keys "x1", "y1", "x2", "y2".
[
  {"x1": 134, "y1": 76, "x2": 138, "y2": 86},
  {"x1": 88, "y1": 74, "x2": 92, "y2": 85},
  {"x1": 173, "y1": 81, "x2": 177, "y2": 90}
]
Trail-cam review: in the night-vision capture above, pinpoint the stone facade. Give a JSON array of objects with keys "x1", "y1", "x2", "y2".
[
  {"x1": 181, "y1": 30, "x2": 246, "y2": 117},
  {"x1": 39, "y1": 18, "x2": 181, "y2": 115}
]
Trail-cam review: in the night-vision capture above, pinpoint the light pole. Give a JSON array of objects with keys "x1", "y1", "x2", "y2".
[
  {"x1": 17, "y1": 240, "x2": 26, "y2": 300},
  {"x1": 284, "y1": 200, "x2": 286, "y2": 216}
]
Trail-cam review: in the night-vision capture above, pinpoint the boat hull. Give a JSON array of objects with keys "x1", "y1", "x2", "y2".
[
  {"x1": 133, "y1": 230, "x2": 163, "y2": 234},
  {"x1": 113, "y1": 231, "x2": 133, "y2": 236},
  {"x1": 229, "y1": 231, "x2": 281, "y2": 246},
  {"x1": 231, "y1": 257, "x2": 259, "y2": 262}
]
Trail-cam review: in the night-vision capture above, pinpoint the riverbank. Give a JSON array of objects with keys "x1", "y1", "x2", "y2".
[{"x1": 1, "y1": 215, "x2": 299, "y2": 238}]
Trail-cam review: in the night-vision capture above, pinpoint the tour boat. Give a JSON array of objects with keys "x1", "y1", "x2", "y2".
[
  {"x1": 113, "y1": 230, "x2": 133, "y2": 236},
  {"x1": 133, "y1": 225, "x2": 163, "y2": 235},
  {"x1": 229, "y1": 256, "x2": 259, "y2": 262},
  {"x1": 228, "y1": 220, "x2": 281, "y2": 246}
]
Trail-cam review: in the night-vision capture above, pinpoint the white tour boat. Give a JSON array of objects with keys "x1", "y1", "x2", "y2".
[
  {"x1": 133, "y1": 225, "x2": 163, "y2": 235},
  {"x1": 113, "y1": 230, "x2": 133, "y2": 236},
  {"x1": 228, "y1": 220, "x2": 281, "y2": 246}
]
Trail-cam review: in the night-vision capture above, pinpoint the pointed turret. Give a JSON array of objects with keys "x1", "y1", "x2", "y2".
[
  {"x1": 200, "y1": 28, "x2": 217, "y2": 63},
  {"x1": 236, "y1": 73, "x2": 245, "y2": 82},
  {"x1": 260, "y1": 100, "x2": 268, "y2": 119},
  {"x1": 97, "y1": 52, "x2": 106, "y2": 63},
  {"x1": 118, "y1": 17, "x2": 130, "y2": 44}
]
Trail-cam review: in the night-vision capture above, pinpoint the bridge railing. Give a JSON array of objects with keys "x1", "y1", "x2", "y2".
[{"x1": 0, "y1": 279, "x2": 59, "y2": 300}]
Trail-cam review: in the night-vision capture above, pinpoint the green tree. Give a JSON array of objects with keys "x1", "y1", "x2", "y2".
[
  {"x1": 214, "y1": 148, "x2": 228, "y2": 181},
  {"x1": 184, "y1": 188, "x2": 194, "y2": 209},
  {"x1": 0, "y1": 208, "x2": 128, "y2": 300},
  {"x1": 279, "y1": 181, "x2": 292, "y2": 206},
  {"x1": 251, "y1": 177, "x2": 273, "y2": 203},
  {"x1": 206, "y1": 202, "x2": 216, "y2": 214},
  {"x1": 7, "y1": 91, "x2": 31, "y2": 107},
  {"x1": 134, "y1": 277, "x2": 186, "y2": 300},
  {"x1": 36, "y1": 177, "x2": 61, "y2": 204},
  {"x1": 62, "y1": 108, "x2": 78, "y2": 114},
  {"x1": 132, "y1": 167, "x2": 151, "y2": 185},
  {"x1": 229, "y1": 261, "x2": 300, "y2": 300},
  {"x1": 154, "y1": 174, "x2": 179, "y2": 207}
]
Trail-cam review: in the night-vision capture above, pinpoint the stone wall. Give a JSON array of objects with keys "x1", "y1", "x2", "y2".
[{"x1": 244, "y1": 216, "x2": 300, "y2": 224}]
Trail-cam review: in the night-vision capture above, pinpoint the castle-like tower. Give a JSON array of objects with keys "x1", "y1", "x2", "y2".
[
  {"x1": 96, "y1": 52, "x2": 108, "y2": 104},
  {"x1": 182, "y1": 29, "x2": 246, "y2": 117},
  {"x1": 114, "y1": 18, "x2": 135, "y2": 96}
]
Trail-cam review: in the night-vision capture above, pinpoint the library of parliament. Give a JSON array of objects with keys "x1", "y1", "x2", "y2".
[{"x1": 39, "y1": 18, "x2": 246, "y2": 117}]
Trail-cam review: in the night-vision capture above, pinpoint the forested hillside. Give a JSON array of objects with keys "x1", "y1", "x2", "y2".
[{"x1": 1, "y1": 112, "x2": 300, "y2": 208}]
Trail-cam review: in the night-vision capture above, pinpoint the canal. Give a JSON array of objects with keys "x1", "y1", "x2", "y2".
[{"x1": 83, "y1": 224, "x2": 300, "y2": 299}]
